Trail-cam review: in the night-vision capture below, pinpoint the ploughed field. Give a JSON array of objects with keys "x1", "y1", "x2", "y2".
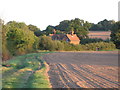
[{"x1": 43, "y1": 51, "x2": 119, "y2": 88}]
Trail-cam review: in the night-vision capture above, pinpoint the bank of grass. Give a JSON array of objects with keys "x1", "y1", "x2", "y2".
[{"x1": 2, "y1": 52, "x2": 52, "y2": 88}]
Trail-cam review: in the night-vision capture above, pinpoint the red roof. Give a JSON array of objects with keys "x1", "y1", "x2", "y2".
[
  {"x1": 49, "y1": 34, "x2": 54, "y2": 37},
  {"x1": 66, "y1": 34, "x2": 80, "y2": 41}
]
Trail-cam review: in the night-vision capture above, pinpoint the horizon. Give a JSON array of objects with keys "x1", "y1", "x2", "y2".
[{"x1": 0, "y1": 0, "x2": 119, "y2": 30}]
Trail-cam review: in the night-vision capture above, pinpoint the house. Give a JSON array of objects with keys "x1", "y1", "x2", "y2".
[
  {"x1": 88, "y1": 31, "x2": 111, "y2": 40},
  {"x1": 49, "y1": 29, "x2": 80, "y2": 45}
]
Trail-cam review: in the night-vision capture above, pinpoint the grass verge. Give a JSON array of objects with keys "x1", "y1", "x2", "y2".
[{"x1": 2, "y1": 52, "x2": 52, "y2": 88}]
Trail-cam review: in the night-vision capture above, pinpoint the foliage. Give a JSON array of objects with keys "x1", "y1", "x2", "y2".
[
  {"x1": 43, "y1": 18, "x2": 91, "y2": 39},
  {"x1": 34, "y1": 30, "x2": 44, "y2": 37},
  {"x1": 2, "y1": 25, "x2": 11, "y2": 60},
  {"x1": 28, "y1": 24, "x2": 40, "y2": 32},
  {"x1": 44, "y1": 25, "x2": 55, "y2": 35},
  {"x1": 1, "y1": 19, "x2": 118, "y2": 62},
  {"x1": 110, "y1": 21, "x2": 120, "y2": 49},
  {"x1": 80, "y1": 38, "x2": 109, "y2": 44},
  {"x1": 39, "y1": 36, "x2": 56, "y2": 51},
  {"x1": 55, "y1": 18, "x2": 92, "y2": 39},
  {"x1": 83, "y1": 42, "x2": 116, "y2": 51},
  {"x1": 6, "y1": 21, "x2": 38, "y2": 56},
  {"x1": 6, "y1": 21, "x2": 28, "y2": 31},
  {"x1": 38, "y1": 35, "x2": 116, "y2": 51},
  {"x1": 90, "y1": 19, "x2": 115, "y2": 31},
  {"x1": 39, "y1": 36, "x2": 64, "y2": 51},
  {"x1": 2, "y1": 53, "x2": 51, "y2": 88},
  {"x1": 55, "y1": 20, "x2": 71, "y2": 32}
]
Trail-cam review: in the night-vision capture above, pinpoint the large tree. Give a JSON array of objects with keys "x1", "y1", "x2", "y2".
[
  {"x1": 55, "y1": 20, "x2": 71, "y2": 32},
  {"x1": 90, "y1": 19, "x2": 115, "y2": 31},
  {"x1": 110, "y1": 21, "x2": 120, "y2": 49},
  {"x1": 6, "y1": 21, "x2": 39, "y2": 55},
  {"x1": 55, "y1": 18, "x2": 92, "y2": 39},
  {"x1": 44, "y1": 25, "x2": 55, "y2": 35},
  {"x1": 28, "y1": 24, "x2": 40, "y2": 32}
]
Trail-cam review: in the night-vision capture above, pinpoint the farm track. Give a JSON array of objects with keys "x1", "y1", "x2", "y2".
[
  {"x1": 43, "y1": 51, "x2": 119, "y2": 88},
  {"x1": 2, "y1": 55, "x2": 46, "y2": 88}
]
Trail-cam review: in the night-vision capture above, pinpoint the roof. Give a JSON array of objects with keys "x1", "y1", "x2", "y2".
[
  {"x1": 66, "y1": 34, "x2": 80, "y2": 41},
  {"x1": 50, "y1": 34, "x2": 66, "y2": 40},
  {"x1": 49, "y1": 33, "x2": 80, "y2": 41},
  {"x1": 49, "y1": 34, "x2": 54, "y2": 37}
]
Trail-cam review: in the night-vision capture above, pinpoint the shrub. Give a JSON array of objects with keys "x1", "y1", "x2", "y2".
[
  {"x1": 6, "y1": 26, "x2": 38, "y2": 55},
  {"x1": 80, "y1": 38, "x2": 106, "y2": 44},
  {"x1": 2, "y1": 25, "x2": 11, "y2": 61},
  {"x1": 55, "y1": 40, "x2": 64, "y2": 51},
  {"x1": 83, "y1": 42, "x2": 116, "y2": 51},
  {"x1": 39, "y1": 36, "x2": 57, "y2": 51}
]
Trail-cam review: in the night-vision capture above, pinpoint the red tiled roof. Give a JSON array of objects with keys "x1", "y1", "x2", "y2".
[
  {"x1": 66, "y1": 34, "x2": 80, "y2": 41},
  {"x1": 49, "y1": 34, "x2": 54, "y2": 37}
]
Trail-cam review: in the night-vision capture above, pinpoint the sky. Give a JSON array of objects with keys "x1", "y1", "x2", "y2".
[{"x1": 0, "y1": 0, "x2": 119, "y2": 30}]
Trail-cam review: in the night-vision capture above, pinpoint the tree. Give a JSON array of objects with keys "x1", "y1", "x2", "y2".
[
  {"x1": 44, "y1": 25, "x2": 55, "y2": 35},
  {"x1": 39, "y1": 36, "x2": 57, "y2": 51},
  {"x1": 90, "y1": 19, "x2": 115, "y2": 31},
  {"x1": 6, "y1": 21, "x2": 28, "y2": 31},
  {"x1": 28, "y1": 24, "x2": 40, "y2": 32},
  {"x1": 6, "y1": 21, "x2": 38, "y2": 55},
  {"x1": 55, "y1": 18, "x2": 92, "y2": 39},
  {"x1": 34, "y1": 30, "x2": 44, "y2": 37},
  {"x1": 55, "y1": 20, "x2": 71, "y2": 32},
  {"x1": 110, "y1": 21, "x2": 120, "y2": 49},
  {"x1": 2, "y1": 24, "x2": 11, "y2": 60}
]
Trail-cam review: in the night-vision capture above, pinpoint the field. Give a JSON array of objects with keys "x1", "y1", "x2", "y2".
[
  {"x1": 2, "y1": 52, "x2": 52, "y2": 88},
  {"x1": 43, "y1": 51, "x2": 119, "y2": 88},
  {"x1": 2, "y1": 51, "x2": 119, "y2": 88}
]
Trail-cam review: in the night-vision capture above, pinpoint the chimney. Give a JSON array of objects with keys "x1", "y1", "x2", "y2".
[
  {"x1": 71, "y1": 30, "x2": 74, "y2": 35},
  {"x1": 53, "y1": 29, "x2": 56, "y2": 34}
]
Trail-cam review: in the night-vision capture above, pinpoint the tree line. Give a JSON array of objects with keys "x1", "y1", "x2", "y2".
[
  {"x1": 34, "y1": 19, "x2": 115, "y2": 38},
  {"x1": 1, "y1": 18, "x2": 119, "y2": 61}
]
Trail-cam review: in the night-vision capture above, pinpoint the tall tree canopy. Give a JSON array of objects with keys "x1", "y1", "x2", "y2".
[
  {"x1": 90, "y1": 19, "x2": 115, "y2": 31},
  {"x1": 110, "y1": 21, "x2": 120, "y2": 49},
  {"x1": 44, "y1": 25, "x2": 55, "y2": 35},
  {"x1": 55, "y1": 18, "x2": 92, "y2": 39},
  {"x1": 28, "y1": 24, "x2": 40, "y2": 32}
]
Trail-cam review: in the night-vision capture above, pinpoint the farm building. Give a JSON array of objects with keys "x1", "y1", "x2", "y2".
[
  {"x1": 49, "y1": 30, "x2": 80, "y2": 45},
  {"x1": 88, "y1": 31, "x2": 111, "y2": 40}
]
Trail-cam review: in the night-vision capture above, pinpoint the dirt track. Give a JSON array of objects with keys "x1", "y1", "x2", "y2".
[{"x1": 43, "y1": 51, "x2": 119, "y2": 88}]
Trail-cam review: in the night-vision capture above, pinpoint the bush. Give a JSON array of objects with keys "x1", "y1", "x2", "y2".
[
  {"x1": 61, "y1": 41, "x2": 75, "y2": 51},
  {"x1": 6, "y1": 22, "x2": 38, "y2": 56},
  {"x1": 55, "y1": 40, "x2": 64, "y2": 51},
  {"x1": 39, "y1": 36, "x2": 57, "y2": 51},
  {"x1": 80, "y1": 38, "x2": 106, "y2": 44},
  {"x1": 111, "y1": 21, "x2": 120, "y2": 49},
  {"x1": 83, "y1": 42, "x2": 116, "y2": 51},
  {"x1": 2, "y1": 25, "x2": 11, "y2": 61},
  {"x1": 38, "y1": 37, "x2": 116, "y2": 51}
]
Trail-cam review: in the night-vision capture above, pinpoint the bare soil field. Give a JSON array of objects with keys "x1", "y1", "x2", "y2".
[{"x1": 43, "y1": 51, "x2": 119, "y2": 88}]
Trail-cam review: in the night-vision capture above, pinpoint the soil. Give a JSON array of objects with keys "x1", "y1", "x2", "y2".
[{"x1": 43, "y1": 51, "x2": 119, "y2": 88}]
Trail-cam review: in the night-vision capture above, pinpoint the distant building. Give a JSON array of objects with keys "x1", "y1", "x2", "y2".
[
  {"x1": 88, "y1": 31, "x2": 111, "y2": 40},
  {"x1": 49, "y1": 29, "x2": 80, "y2": 45}
]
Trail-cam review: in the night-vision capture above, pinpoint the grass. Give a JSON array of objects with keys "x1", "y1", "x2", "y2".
[
  {"x1": 98, "y1": 49, "x2": 119, "y2": 51},
  {"x1": 2, "y1": 52, "x2": 52, "y2": 88},
  {"x1": 26, "y1": 62, "x2": 50, "y2": 88}
]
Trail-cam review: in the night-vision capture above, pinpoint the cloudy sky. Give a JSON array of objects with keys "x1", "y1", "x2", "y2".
[{"x1": 0, "y1": 0, "x2": 119, "y2": 30}]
